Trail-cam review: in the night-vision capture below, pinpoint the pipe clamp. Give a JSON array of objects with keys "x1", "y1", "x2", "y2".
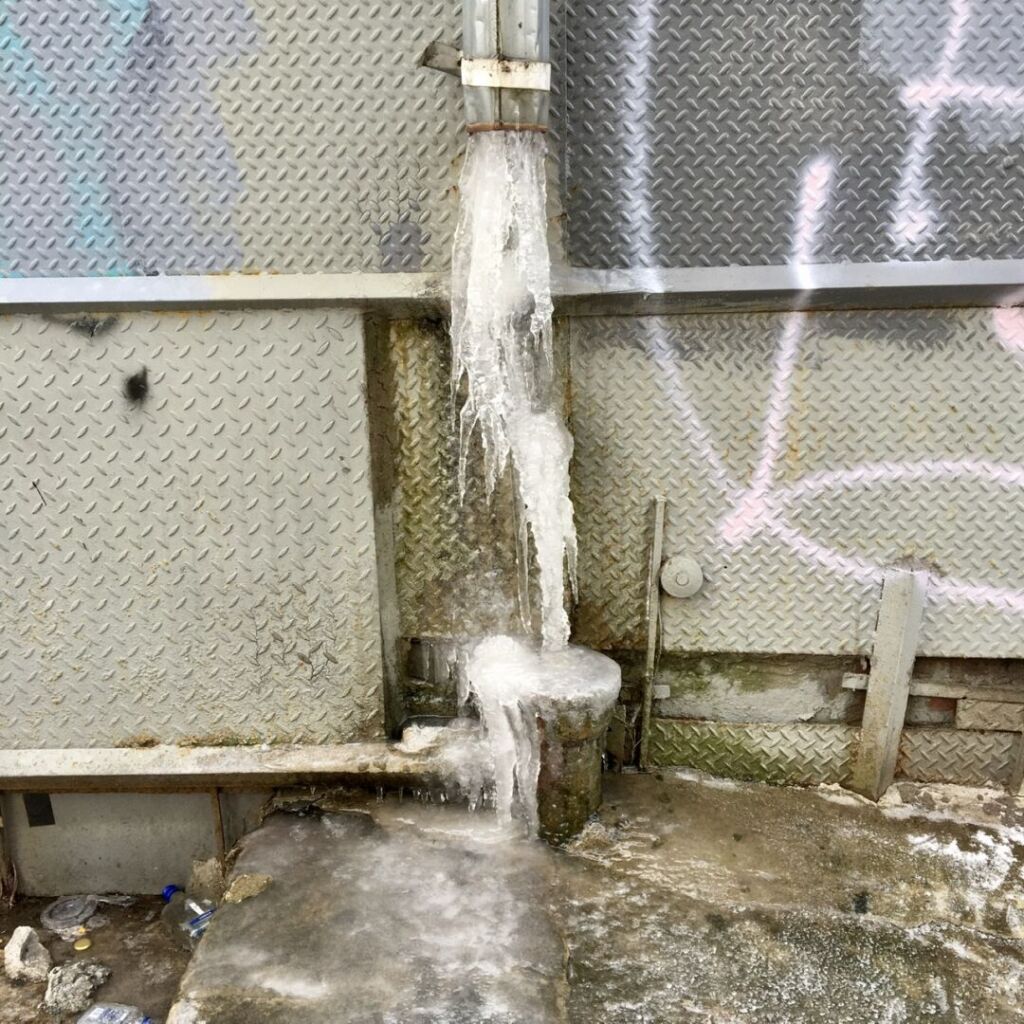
[{"x1": 461, "y1": 58, "x2": 551, "y2": 92}]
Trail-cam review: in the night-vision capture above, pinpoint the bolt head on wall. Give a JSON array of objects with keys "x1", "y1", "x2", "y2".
[{"x1": 660, "y1": 556, "x2": 704, "y2": 599}]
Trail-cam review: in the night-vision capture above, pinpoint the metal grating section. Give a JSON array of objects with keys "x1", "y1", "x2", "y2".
[
  {"x1": 571, "y1": 309, "x2": 1024, "y2": 658},
  {"x1": 0, "y1": 0, "x2": 465, "y2": 277},
  {"x1": 565, "y1": 0, "x2": 1024, "y2": 267},
  {"x1": 0, "y1": 309, "x2": 385, "y2": 747},
  {"x1": 649, "y1": 720, "x2": 1018, "y2": 788}
]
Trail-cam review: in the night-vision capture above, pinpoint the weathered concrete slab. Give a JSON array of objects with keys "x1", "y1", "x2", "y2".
[
  {"x1": 170, "y1": 774, "x2": 1024, "y2": 1023},
  {"x1": 851, "y1": 571, "x2": 929, "y2": 800},
  {"x1": 170, "y1": 809, "x2": 565, "y2": 1024}
]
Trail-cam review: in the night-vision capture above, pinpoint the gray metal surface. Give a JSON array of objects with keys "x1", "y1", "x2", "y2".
[
  {"x1": 571, "y1": 309, "x2": 1024, "y2": 658},
  {"x1": 648, "y1": 721, "x2": 857, "y2": 785},
  {"x1": 462, "y1": 0, "x2": 550, "y2": 129},
  {"x1": 648, "y1": 720, "x2": 1018, "y2": 788},
  {"x1": 0, "y1": 0, "x2": 464, "y2": 277},
  {"x1": 0, "y1": 309, "x2": 385, "y2": 747},
  {"x1": 565, "y1": 0, "x2": 1024, "y2": 267},
  {"x1": 9, "y1": 0, "x2": 1024, "y2": 276},
  {"x1": 3, "y1": 258, "x2": 1024, "y2": 317},
  {"x1": 380, "y1": 320, "x2": 523, "y2": 641}
]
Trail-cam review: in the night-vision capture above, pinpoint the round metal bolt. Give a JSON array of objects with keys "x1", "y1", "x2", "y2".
[{"x1": 660, "y1": 556, "x2": 704, "y2": 598}]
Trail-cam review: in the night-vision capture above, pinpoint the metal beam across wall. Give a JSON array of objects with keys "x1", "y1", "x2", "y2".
[
  {"x1": 0, "y1": 743, "x2": 460, "y2": 793},
  {"x1": 2, "y1": 259, "x2": 1024, "y2": 316}
]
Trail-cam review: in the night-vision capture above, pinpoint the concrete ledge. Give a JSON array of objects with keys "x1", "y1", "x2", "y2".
[
  {"x1": 0, "y1": 741, "x2": 464, "y2": 792},
  {"x1": 0, "y1": 271, "x2": 448, "y2": 315},
  {"x1": 842, "y1": 672, "x2": 1024, "y2": 705},
  {"x1": 1, "y1": 258, "x2": 1023, "y2": 316}
]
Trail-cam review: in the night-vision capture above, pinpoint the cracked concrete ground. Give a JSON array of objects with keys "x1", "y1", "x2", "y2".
[{"x1": 170, "y1": 772, "x2": 1024, "y2": 1023}]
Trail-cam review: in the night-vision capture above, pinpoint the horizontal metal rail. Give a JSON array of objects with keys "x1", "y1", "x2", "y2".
[
  {"x1": 0, "y1": 743, "x2": 468, "y2": 793},
  {"x1": 1, "y1": 259, "x2": 1023, "y2": 315}
]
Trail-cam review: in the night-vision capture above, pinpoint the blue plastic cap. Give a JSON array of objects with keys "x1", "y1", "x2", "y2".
[{"x1": 161, "y1": 884, "x2": 182, "y2": 903}]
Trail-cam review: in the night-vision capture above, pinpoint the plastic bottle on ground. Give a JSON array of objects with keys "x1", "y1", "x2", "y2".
[
  {"x1": 159, "y1": 884, "x2": 215, "y2": 950},
  {"x1": 76, "y1": 1005, "x2": 152, "y2": 1024}
]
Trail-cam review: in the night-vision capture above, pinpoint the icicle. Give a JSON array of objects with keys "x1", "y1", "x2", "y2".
[{"x1": 450, "y1": 131, "x2": 574, "y2": 649}]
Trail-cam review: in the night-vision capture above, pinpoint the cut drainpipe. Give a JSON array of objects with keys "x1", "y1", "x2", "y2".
[{"x1": 462, "y1": 0, "x2": 551, "y2": 133}]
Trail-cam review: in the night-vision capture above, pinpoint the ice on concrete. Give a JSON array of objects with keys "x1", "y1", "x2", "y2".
[
  {"x1": 451, "y1": 131, "x2": 575, "y2": 649},
  {"x1": 171, "y1": 807, "x2": 565, "y2": 1024},
  {"x1": 464, "y1": 635, "x2": 620, "y2": 835},
  {"x1": 395, "y1": 718, "x2": 493, "y2": 812},
  {"x1": 169, "y1": 776, "x2": 1024, "y2": 1023}
]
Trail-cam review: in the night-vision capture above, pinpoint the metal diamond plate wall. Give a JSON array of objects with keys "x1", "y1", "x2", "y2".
[
  {"x1": 377, "y1": 319, "x2": 522, "y2": 641},
  {"x1": 571, "y1": 308, "x2": 1024, "y2": 658},
  {"x1": 565, "y1": 0, "x2": 1024, "y2": 267},
  {"x1": 379, "y1": 318, "x2": 573, "y2": 643},
  {"x1": 647, "y1": 720, "x2": 1017, "y2": 788},
  {"x1": 0, "y1": 0, "x2": 466, "y2": 276},
  {"x1": 0, "y1": 309, "x2": 385, "y2": 747}
]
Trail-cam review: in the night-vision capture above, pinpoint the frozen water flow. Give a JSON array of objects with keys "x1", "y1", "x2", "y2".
[
  {"x1": 451, "y1": 131, "x2": 575, "y2": 649},
  {"x1": 450, "y1": 134, "x2": 618, "y2": 837},
  {"x1": 466, "y1": 636, "x2": 620, "y2": 835}
]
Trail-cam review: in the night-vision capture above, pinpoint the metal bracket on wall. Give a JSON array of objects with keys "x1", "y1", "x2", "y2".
[
  {"x1": 460, "y1": 58, "x2": 551, "y2": 91},
  {"x1": 420, "y1": 40, "x2": 462, "y2": 78},
  {"x1": 638, "y1": 496, "x2": 667, "y2": 769},
  {"x1": 848, "y1": 569, "x2": 929, "y2": 800}
]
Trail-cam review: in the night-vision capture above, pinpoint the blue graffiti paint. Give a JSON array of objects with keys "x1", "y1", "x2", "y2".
[
  {"x1": 0, "y1": 0, "x2": 256, "y2": 277},
  {"x1": 0, "y1": 2, "x2": 136, "y2": 272}
]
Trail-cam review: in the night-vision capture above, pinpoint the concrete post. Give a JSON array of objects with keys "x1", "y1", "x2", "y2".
[{"x1": 849, "y1": 569, "x2": 928, "y2": 800}]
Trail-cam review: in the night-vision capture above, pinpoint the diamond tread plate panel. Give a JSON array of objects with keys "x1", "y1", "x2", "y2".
[
  {"x1": 0, "y1": 310, "x2": 384, "y2": 747},
  {"x1": 649, "y1": 720, "x2": 1017, "y2": 788},
  {"x1": 648, "y1": 720, "x2": 856, "y2": 785},
  {"x1": 571, "y1": 309, "x2": 1024, "y2": 658},
  {"x1": 565, "y1": 0, "x2": 1024, "y2": 267},
  {"x1": 898, "y1": 727, "x2": 1017, "y2": 787},
  {"x1": 382, "y1": 321, "x2": 523, "y2": 640},
  {"x1": 0, "y1": 0, "x2": 465, "y2": 276}
]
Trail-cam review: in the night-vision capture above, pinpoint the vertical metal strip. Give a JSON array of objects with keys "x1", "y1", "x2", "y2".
[
  {"x1": 639, "y1": 497, "x2": 667, "y2": 769},
  {"x1": 210, "y1": 789, "x2": 227, "y2": 865},
  {"x1": 1009, "y1": 734, "x2": 1024, "y2": 795}
]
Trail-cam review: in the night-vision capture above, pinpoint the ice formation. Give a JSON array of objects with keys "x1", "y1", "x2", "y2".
[
  {"x1": 465, "y1": 635, "x2": 620, "y2": 835},
  {"x1": 450, "y1": 134, "x2": 620, "y2": 836},
  {"x1": 450, "y1": 131, "x2": 576, "y2": 649}
]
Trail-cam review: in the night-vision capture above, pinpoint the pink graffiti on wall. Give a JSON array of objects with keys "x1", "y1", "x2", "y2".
[{"x1": 647, "y1": 153, "x2": 1024, "y2": 617}]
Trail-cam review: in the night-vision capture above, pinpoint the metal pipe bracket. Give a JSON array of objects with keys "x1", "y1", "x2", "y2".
[{"x1": 461, "y1": 58, "x2": 551, "y2": 92}]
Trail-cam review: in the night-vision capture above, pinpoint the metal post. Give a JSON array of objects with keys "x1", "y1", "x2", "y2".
[{"x1": 638, "y1": 497, "x2": 667, "y2": 769}]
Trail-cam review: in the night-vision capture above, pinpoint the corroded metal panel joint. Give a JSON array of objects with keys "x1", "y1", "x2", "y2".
[{"x1": 463, "y1": 0, "x2": 550, "y2": 131}]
